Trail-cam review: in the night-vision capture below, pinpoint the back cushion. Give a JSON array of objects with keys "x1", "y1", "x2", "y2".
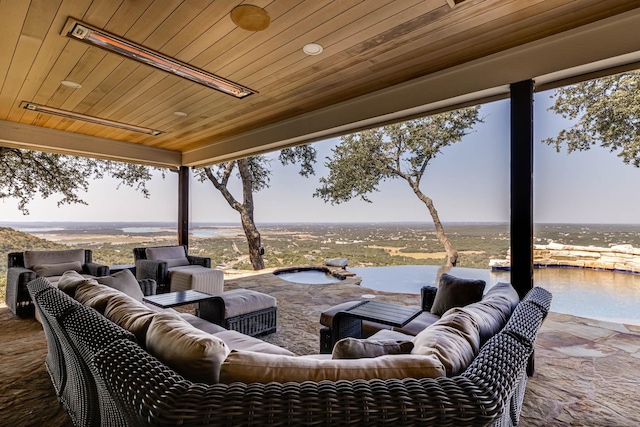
[
  {"x1": 484, "y1": 282, "x2": 520, "y2": 312},
  {"x1": 104, "y1": 294, "x2": 158, "y2": 344},
  {"x1": 146, "y1": 246, "x2": 186, "y2": 261},
  {"x1": 75, "y1": 282, "x2": 124, "y2": 313},
  {"x1": 96, "y1": 269, "x2": 144, "y2": 301},
  {"x1": 220, "y1": 351, "x2": 446, "y2": 384},
  {"x1": 446, "y1": 304, "x2": 507, "y2": 346},
  {"x1": 57, "y1": 270, "x2": 96, "y2": 295},
  {"x1": 24, "y1": 249, "x2": 85, "y2": 269},
  {"x1": 412, "y1": 309, "x2": 481, "y2": 376},
  {"x1": 33, "y1": 261, "x2": 83, "y2": 277},
  {"x1": 146, "y1": 312, "x2": 230, "y2": 384}
]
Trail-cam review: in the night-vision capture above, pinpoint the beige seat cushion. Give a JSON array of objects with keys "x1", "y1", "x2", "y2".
[
  {"x1": 220, "y1": 350, "x2": 446, "y2": 384},
  {"x1": 179, "y1": 313, "x2": 227, "y2": 334},
  {"x1": 146, "y1": 312, "x2": 230, "y2": 384},
  {"x1": 215, "y1": 289, "x2": 276, "y2": 318},
  {"x1": 412, "y1": 309, "x2": 481, "y2": 376},
  {"x1": 103, "y1": 294, "x2": 158, "y2": 344},
  {"x1": 393, "y1": 311, "x2": 440, "y2": 336},
  {"x1": 213, "y1": 330, "x2": 294, "y2": 356},
  {"x1": 332, "y1": 337, "x2": 414, "y2": 359}
]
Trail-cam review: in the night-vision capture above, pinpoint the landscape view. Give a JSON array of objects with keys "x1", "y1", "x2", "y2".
[{"x1": 3, "y1": 221, "x2": 640, "y2": 302}]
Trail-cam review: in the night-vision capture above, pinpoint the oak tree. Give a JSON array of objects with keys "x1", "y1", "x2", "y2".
[
  {"x1": 544, "y1": 71, "x2": 640, "y2": 166},
  {"x1": 0, "y1": 147, "x2": 154, "y2": 215},
  {"x1": 315, "y1": 108, "x2": 482, "y2": 267},
  {"x1": 195, "y1": 146, "x2": 316, "y2": 270}
]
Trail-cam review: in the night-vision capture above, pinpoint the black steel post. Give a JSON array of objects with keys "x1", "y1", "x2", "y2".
[
  {"x1": 178, "y1": 166, "x2": 190, "y2": 248},
  {"x1": 510, "y1": 79, "x2": 535, "y2": 375}
]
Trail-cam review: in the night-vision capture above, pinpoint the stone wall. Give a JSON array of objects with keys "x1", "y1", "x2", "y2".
[{"x1": 489, "y1": 243, "x2": 640, "y2": 273}]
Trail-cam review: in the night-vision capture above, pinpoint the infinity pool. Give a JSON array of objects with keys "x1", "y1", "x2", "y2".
[{"x1": 349, "y1": 265, "x2": 640, "y2": 326}]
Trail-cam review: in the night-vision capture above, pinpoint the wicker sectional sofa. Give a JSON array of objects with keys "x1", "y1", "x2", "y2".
[{"x1": 28, "y1": 275, "x2": 551, "y2": 427}]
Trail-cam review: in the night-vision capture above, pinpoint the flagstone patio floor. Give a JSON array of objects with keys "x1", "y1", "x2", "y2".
[{"x1": 1, "y1": 269, "x2": 639, "y2": 426}]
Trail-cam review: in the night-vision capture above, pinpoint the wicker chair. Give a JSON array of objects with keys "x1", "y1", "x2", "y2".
[
  {"x1": 133, "y1": 245, "x2": 211, "y2": 293},
  {"x1": 6, "y1": 249, "x2": 108, "y2": 317}
]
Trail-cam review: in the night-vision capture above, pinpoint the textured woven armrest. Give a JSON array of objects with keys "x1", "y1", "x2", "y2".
[
  {"x1": 135, "y1": 259, "x2": 167, "y2": 281},
  {"x1": 6, "y1": 267, "x2": 37, "y2": 316},
  {"x1": 187, "y1": 255, "x2": 211, "y2": 268},
  {"x1": 138, "y1": 279, "x2": 157, "y2": 296},
  {"x1": 421, "y1": 285, "x2": 438, "y2": 311},
  {"x1": 84, "y1": 262, "x2": 109, "y2": 277}
]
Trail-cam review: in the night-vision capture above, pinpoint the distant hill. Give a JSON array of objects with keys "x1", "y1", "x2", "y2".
[{"x1": 0, "y1": 227, "x2": 68, "y2": 273}]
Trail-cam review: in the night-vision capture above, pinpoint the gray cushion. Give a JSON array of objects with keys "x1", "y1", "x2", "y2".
[
  {"x1": 165, "y1": 257, "x2": 190, "y2": 267},
  {"x1": 24, "y1": 249, "x2": 85, "y2": 269},
  {"x1": 96, "y1": 269, "x2": 144, "y2": 302},
  {"x1": 484, "y1": 282, "x2": 520, "y2": 312},
  {"x1": 332, "y1": 337, "x2": 414, "y2": 359},
  {"x1": 33, "y1": 261, "x2": 83, "y2": 277},
  {"x1": 145, "y1": 246, "x2": 186, "y2": 261},
  {"x1": 430, "y1": 274, "x2": 486, "y2": 316}
]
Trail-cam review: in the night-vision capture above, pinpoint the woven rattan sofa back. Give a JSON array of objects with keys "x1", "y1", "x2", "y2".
[
  {"x1": 100, "y1": 288, "x2": 550, "y2": 426},
  {"x1": 30, "y1": 277, "x2": 551, "y2": 427}
]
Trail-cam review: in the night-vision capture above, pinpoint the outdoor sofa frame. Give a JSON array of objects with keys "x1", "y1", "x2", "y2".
[{"x1": 28, "y1": 274, "x2": 551, "y2": 427}]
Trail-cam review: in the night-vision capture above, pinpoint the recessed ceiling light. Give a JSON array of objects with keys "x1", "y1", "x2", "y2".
[
  {"x1": 230, "y1": 5, "x2": 271, "y2": 31},
  {"x1": 173, "y1": 111, "x2": 188, "y2": 117},
  {"x1": 61, "y1": 80, "x2": 82, "y2": 89},
  {"x1": 303, "y1": 43, "x2": 323, "y2": 56}
]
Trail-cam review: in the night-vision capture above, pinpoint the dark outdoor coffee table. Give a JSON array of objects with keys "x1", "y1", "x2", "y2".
[
  {"x1": 332, "y1": 300, "x2": 422, "y2": 341},
  {"x1": 143, "y1": 289, "x2": 216, "y2": 309}
]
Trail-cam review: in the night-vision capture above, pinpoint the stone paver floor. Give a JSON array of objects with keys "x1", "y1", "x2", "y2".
[{"x1": 1, "y1": 269, "x2": 639, "y2": 426}]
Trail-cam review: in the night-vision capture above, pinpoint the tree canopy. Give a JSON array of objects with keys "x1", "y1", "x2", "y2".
[
  {"x1": 0, "y1": 147, "x2": 155, "y2": 215},
  {"x1": 315, "y1": 108, "x2": 482, "y2": 266},
  {"x1": 544, "y1": 71, "x2": 640, "y2": 167}
]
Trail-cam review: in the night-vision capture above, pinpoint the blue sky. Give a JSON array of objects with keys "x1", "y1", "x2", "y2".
[{"x1": 2, "y1": 92, "x2": 640, "y2": 224}]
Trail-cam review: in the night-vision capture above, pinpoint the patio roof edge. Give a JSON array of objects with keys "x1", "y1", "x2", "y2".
[
  {"x1": 183, "y1": 7, "x2": 640, "y2": 168},
  {"x1": 0, "y1": 120, "x2": 181, "y2": 169}
]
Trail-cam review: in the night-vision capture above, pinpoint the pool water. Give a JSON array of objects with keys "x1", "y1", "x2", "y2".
[
  {"x1": 349, "y1": 265, "x2": 640, "y2": 326},
  {"x1": 275, "y1": 270, "x2": 342, "y2": 285}
]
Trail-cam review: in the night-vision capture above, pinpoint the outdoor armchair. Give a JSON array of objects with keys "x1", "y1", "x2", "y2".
[
  {"x1": 133, "y1": 245, "x2": 211, "y2": 293},
  {"x1": 6, "y1": 249, "x2": 108, "y2": 317}
]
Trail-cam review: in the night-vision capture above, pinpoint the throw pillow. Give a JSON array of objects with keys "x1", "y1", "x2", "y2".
[
  {"x1": 332, "y1": 338, "x2": 414, "y2": 359},
  {"x1": 96, "y1": 269, "x2": 144, "y2": 301},
  {"x1": 430, "y1": 274, "x2": 486, "y2": 316},
  {"x1": 33, "y1": 261, "x2": 84, "y2": 277}
]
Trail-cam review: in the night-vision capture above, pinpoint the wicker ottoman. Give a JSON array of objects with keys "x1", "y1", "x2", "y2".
[
  {"x1": 198, "y1": 289, "x2": 277, "y2": 336},
  {"x1": 169, "y1": 266, "x2": 224, "y2": 294}
]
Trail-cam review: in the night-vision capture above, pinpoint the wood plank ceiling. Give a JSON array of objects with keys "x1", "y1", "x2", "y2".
[{"x1": 1, "y1": 0, "x2": 640, "y2": 167}]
